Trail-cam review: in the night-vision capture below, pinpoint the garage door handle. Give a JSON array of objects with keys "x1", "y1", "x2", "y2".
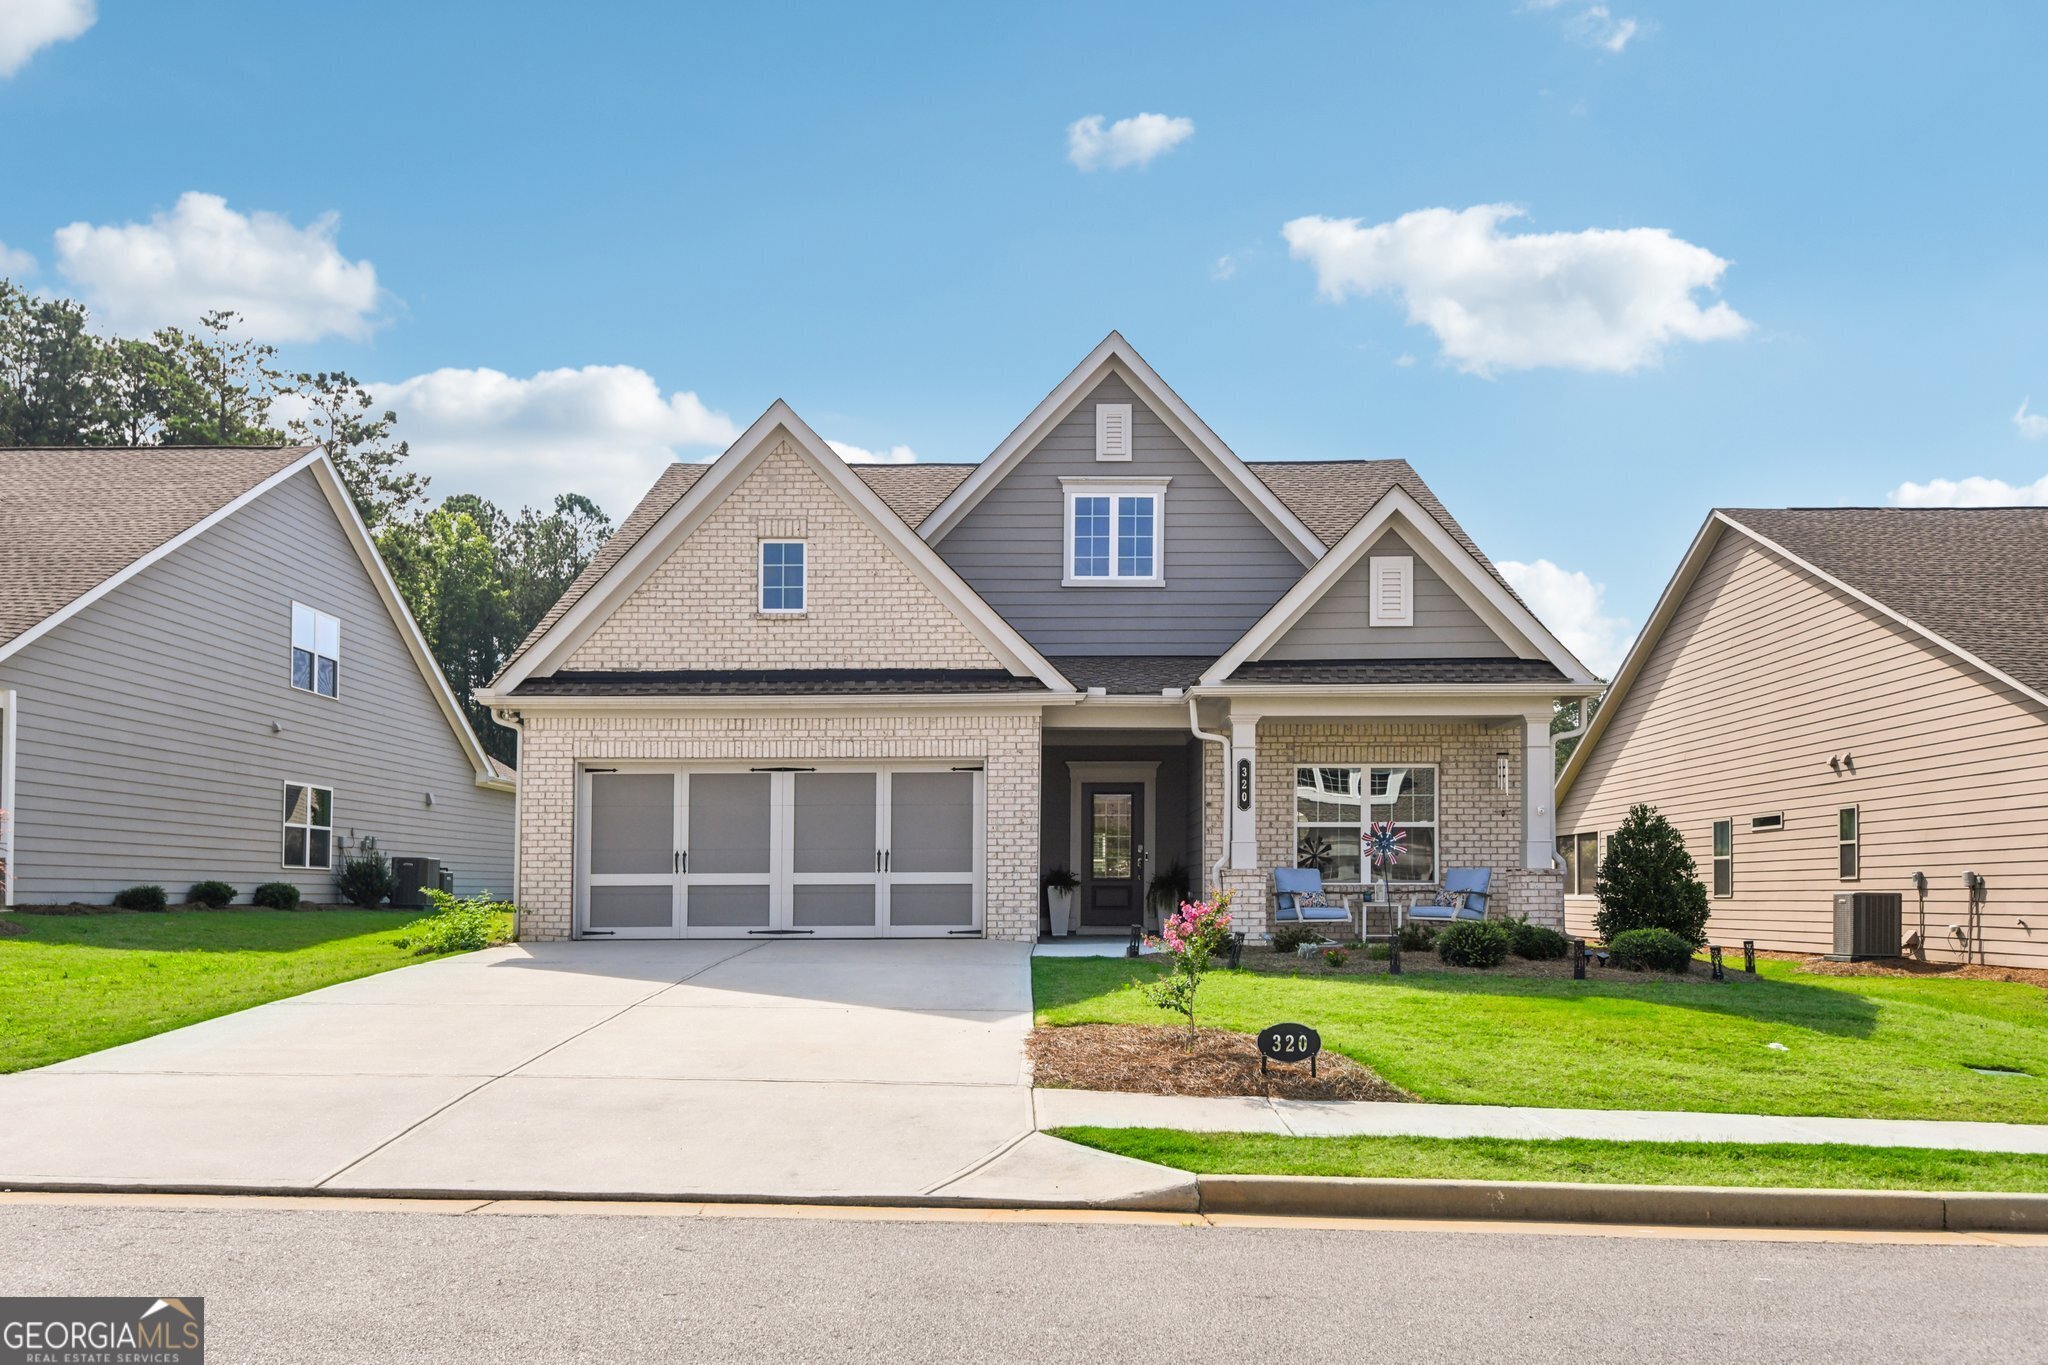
[
  {"x1": 876, "y1": 850, "x2": 883, "y2": 873},
  {"x1": 884, "y1": 850, "x2": 891, "y2": 872}
]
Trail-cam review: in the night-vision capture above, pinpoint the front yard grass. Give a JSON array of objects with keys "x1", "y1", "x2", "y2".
[
  {"x1": 1053, "y1": 1127, "x2": 2048, "y2": 1192},
  {"x1": 1032, "y1": 955, "x2": 2048, "y2": 1123},
  {"x1": 0, "y1": 908, "x2": 509, "y2": 1073}
]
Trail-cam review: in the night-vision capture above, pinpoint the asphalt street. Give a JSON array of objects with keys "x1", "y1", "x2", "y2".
[{"x1": 1, "y1": 1202, "x2": 2041, "y2": 1364}]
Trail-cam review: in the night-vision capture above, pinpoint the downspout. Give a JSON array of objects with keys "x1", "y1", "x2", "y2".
[
  {"x1": 1187, "y1": 693, "x2": 1230, "y2": 893},
  {"x1": 1547, "y1": 696, "x2": 1592, "y2": 871}
]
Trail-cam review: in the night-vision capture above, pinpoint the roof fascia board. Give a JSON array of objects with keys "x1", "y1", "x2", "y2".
[
  {"x1": 1202, "y1": 486, "x2": 1597, "y2": 686},
  {"x1": 478, "y1": 691, "x2": 1079, "y2": 715},
  {"x1": 918, "y1": 333, "x2": 1324, "y2": 565},
  {"x1": 0, "y1": 449, "x2": 323, "y2": 668}
]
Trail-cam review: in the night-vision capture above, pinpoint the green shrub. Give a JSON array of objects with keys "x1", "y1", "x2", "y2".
[
  {"x1": 1271, "y1": 924, "x2": 1320, "y2": 954},
  {"x1": 1594, "y1": 804, "x2": 1712, "y2": 946},
  {"x1": 335, "y1": 836, "x2": 396, "y2": 907},
  {"x1": 1366, "y1": 943, "x2": 1392, "y2": 961},
  {"x1": 1435, "y1": 919, "x2": 1513, "y2": 968},
  {"x1": 393, "y1": 889, "x2": 513, "y2": 956},
  {"x1": 111, "y1": 885, "x2": 168, "y2": 912},
  {"x1": 186, "y1": 880, "x2": 235, "y2": 909},
  {"x1": 1608, "y1": 927, "x2": 1697, "y2": 973},
  {"x1": 1398, "y1": 921, "x2": 1436, "y2": 953},
  {"x1": 1322, "y1": 947, "x2": 1349, "y2": 968},
  {"x1": 251, "y1": 881, "x2": 301, "y2": 910},
  {"x1": 1504, "y1": 917, "x2": 1571, "y2": 960}
]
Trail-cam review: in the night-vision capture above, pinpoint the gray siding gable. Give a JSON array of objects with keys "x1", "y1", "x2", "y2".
[
  {"x1": 931, "y1": 374, "x2": 1306, "y2": 655},
  {"x1": 0, "y1": 468, "x2": 512, "y2": 904},
  {"x1": 1264, "y1": 529, "x2": 1516, "y2": 661}
]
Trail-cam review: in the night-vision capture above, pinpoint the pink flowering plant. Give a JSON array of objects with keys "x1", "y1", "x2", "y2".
[{"x1": 1137, "y1": 890, "x2": 1234, "y2": 1049}]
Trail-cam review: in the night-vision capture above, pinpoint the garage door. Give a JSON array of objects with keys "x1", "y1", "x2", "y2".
[{"x1": 578, "y1": 766, "x2": 981, "y2": 938}]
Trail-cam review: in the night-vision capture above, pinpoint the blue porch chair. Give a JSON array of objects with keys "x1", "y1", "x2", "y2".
[
  {"x1": 1407, "y1": 867, "x2": 1491, "y2": 925},
  {"x1": 1272, "y1": 867, "x2": 1352, "y2": 937}
]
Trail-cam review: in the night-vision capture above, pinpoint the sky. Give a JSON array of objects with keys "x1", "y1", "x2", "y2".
[{"x1": 4, "y1": 0, "x2": 2046, "y2": 675}]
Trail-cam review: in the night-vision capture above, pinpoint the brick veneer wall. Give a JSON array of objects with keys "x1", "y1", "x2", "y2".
[
  {"x1": 566, "y1": 440, "x2": 1005, "y2": 672},
  {"x1": 514, "y1": 709, "x2": 1043, "y2": 942}
]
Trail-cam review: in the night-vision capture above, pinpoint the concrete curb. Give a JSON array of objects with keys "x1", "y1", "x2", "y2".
[{"x1": 1193, "y1": 1175, "x2": 2048, "y2": 1231}]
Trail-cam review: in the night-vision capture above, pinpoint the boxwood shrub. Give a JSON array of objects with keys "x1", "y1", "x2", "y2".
[
  {"x1": 186, "y1": 880, "x2": 235, "y2": 909},
  {"x1": 251, "y1": 881, "x2": 302, "y2": 910},
  {"x1": 111, "y1": 884, "x2": 168, "y2": 912},
  {"x1": 1435, "y1": 919, "x2": 1513, "y2": 969},
  {"x1": 1608, "y1": 927, "x2": 1696, "y2": 973},
  {"x1": 1271, "y1": 924, "x2": 1320, "y2": 954},
  {"x1": 1509, "y1": 919, "x2": 1572, "y2": 960}
]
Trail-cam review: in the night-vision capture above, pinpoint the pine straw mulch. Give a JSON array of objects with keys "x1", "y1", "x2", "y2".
[
  {"x1": 1790, "y1": 954, "x2": 2048, "y2": 989},
  {"x1": 1028, "y1": 1023, "x2": 1414, "y2": 1102}
]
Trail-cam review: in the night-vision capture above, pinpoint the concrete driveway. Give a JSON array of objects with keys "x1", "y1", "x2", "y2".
[{"x1": 0, "y1": 941, "x2": 1186, "y2": 1206}]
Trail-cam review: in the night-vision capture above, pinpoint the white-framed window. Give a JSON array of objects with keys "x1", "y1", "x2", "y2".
[
  {"x1": 1751, "y1": 813, "x2": 1784, "y2": 832},
  {"x1": 1061, "y1": 479, "x2": 1167, "y2": 586},
  {"x1": 1368, "y1": 555, "x2": 1413, "y2": 627},
  {"x1": 1838, "y1": 806, "x2": 1859, "y2": 881},
  {"x1": 1556, "y1": 831, "x2": 1598, "y2": 895},
  {"x1": 1095, "y1": 403, "x2": 1132, "y2": 460},
  {"x1": 291, "y1": 603, "x2": 341, "y2": 698},
  {"x1": 1293, "y1": 764, "x2": 1438, "y2": 883},
  {"x1": 759, "y1": 540, "x2": 806, "y2": 614},
  {"x1": 282, "y1": 782, "x2": 334, "y2": 870},
  {"x1": 1711, "y1": 818, "x2": 1733, "y2": 897}
]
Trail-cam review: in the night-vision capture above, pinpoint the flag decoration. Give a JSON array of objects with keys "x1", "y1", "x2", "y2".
[{"x1": 1367, "y1": 819, "x2": 1406, "y2": 870}]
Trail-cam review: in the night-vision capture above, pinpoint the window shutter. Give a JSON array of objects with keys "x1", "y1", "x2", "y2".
[
  {"x1": 1368, "y1": 555, "x2": 1413, "y2": 626},
  {"x1": 1095, "y1": 403, "x2": 1132, "y2": 461}
]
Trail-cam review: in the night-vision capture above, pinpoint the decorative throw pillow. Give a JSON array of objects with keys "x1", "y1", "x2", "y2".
[
  {"x1": 1429, "y1": 890, "x2": 1470, "y2": 910},
  {"x1": 1294, "y1": 894, "x2": 1338, "y2": 910}
]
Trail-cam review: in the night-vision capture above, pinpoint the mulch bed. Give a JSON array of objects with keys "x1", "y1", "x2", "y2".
[
  {"x1": 1239, "y1": 948, "x2": 1606, "y2": 981},
  {"x1": 1793, "y1": 955, "x2": 2048, "y2": 989},
  {"x1": 1029, "y1": 1023, "x2": 1413, "y2": 1102},
  {"x1": 8, "y1": 902, "x2": 383, "y2": 916}
]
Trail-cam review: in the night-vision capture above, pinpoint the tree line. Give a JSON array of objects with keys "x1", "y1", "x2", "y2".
[{"x1": 1, "y1": 280, "x2": 610, "y2": 762}]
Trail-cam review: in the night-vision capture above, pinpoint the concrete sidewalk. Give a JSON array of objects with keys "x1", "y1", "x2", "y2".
[{"x1": 1033, "y1": 1089, "x2": 2048, "y2": 1154}]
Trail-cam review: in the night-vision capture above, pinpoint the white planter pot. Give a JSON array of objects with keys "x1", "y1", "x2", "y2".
[{"x1": 1047, "y1": 888, "x2": 1076, "y2": 937}]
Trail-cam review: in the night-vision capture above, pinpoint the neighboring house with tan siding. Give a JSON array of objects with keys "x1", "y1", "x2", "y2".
[
  {"x1": 478, "y1": 333, "x2": 1600, "y2": 946},
  {"x1": 0, "y1": 446, "x2": 514, "y2": 907},
  {"x1": 1556, "y1": 507, "x2": 2048, "y2": 968}
]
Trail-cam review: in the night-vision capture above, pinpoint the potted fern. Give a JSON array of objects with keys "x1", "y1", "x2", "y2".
[
  {"x1": 1146, "y1": 861, "x2": 1192, "y2": 932},
  {"x1": 1042, "y1": 867, "x2": 1080, "y2": 938}
]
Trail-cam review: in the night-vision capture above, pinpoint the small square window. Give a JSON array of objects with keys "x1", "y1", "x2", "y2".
[{"x1": 760, "y1": 541, "x2": 806, "y2": 613}]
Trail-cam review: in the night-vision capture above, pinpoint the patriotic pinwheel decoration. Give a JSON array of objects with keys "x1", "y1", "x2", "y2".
[{"x1": 1366, "y1": 820, "x2": 1406, "y2": 872}]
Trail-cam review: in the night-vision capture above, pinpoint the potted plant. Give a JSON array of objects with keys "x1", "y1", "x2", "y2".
[
  {"x1": 1146, "y1": 861, "x2": 1192, "y2": 932},
  {"x1": 1042, "y1": 867, "x2": 1080, "y2": 937}
]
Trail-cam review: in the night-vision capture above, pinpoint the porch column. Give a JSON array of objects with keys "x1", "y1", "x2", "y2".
[
  {"x1": 1522, "y1": 709, "x2": 1555, "y2": 869},
  {"x1": 1228, "y1": 711, "x2": 1262, "y2": 869}
]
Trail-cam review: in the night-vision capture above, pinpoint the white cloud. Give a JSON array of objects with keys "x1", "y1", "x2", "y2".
[
  {"x1": 0, "y1": 0, "x2": 94, "y2": 78},
  {"x1": 1567, "y1": 6, "x2": 1639, "y2": 52},
  {"x1": 1211, "y1": 254, "x2": 1238, "y2": 282},
  {"x1": 1887, "y1": 474, "x2": 2048, "y2": 507},
  {"x1": 2014, "y1": 398, "x2": 2048, "y2": 440},
  {"x1": 1499, "y1": 558, "x2": 1634, "y2": 676},
  {"x1": 276, "y1": 365, "x2": 741, "y2": 517},
  {"x1": 0, "y1": 241, "x2": 36, "y2": 277},
  {"x1": 1392, "y1": 353, "x2": 1417, "y2": 368},
  {"x1": 827, "y1": 440, "x2": 918, "y2": 465},
  {"x1": 1066, "y1": 113, "x2": 1194, "y2": 171},
  {"x1": 52, "y1": 191, "x2": 381, "y2": 342},
  {"x1": 1283, "y1": 203, "x2": 1750, "y2": 375}
]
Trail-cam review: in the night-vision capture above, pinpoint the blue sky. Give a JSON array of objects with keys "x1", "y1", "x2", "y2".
[{"x1": 4, "y1": 1, "x2": 2046, "y2": 672}]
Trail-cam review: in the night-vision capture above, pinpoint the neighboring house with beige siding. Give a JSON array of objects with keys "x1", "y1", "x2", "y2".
[
  {"x1": 0, "y1": 446, "x2": 514, "y2": 907},
  {"x1": 1556, "y1": 507, "x2": 2048, "y2": 968},
  {"x1": 478, "y1": 333, "x2": 1600, "y2": 946}
]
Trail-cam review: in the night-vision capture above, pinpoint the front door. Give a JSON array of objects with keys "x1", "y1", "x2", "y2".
[{"x1": 1080, "y1": 783, "x2": 1146, "y2": 933}]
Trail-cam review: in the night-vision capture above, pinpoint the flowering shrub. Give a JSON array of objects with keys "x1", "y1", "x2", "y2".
[{"x1": 1136, "y1": 892, "x2": 1233, "y2": 1048}]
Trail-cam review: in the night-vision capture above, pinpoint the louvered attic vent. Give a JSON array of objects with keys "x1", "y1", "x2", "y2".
[
  {"x1": 1095, "y1": 403, "x2": 1132, "y2": 461},
  {"x1": 1369, "y1": 554, "x2": 1413, "y2": 627}
]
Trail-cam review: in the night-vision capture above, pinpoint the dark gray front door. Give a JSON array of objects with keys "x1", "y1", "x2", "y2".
[{"x1": 1081, "y1": 783, "x2": 1146, "y2": 931}]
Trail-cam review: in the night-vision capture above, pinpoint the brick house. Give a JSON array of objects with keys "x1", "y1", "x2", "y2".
[{"x1": 476, "y1": 334, "x2": 1598, "y2": 944}]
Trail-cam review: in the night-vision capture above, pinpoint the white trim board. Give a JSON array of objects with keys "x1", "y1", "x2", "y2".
[
  {"x1": 0, "y1": 687, "x2": 16, "y2": 908},
  {"x1": 1554, "y1": 510, "x2": 2048, "y2": 804},
  {"x1": 1200, "y1": 486, "x2": 1598, "y2": 687},
  {"x1": 918, "y1": 332, "x2": 1325, "y2": 566},
  {"x1": 494, "y1": 401, "x2": 1075, "y2": 695}
]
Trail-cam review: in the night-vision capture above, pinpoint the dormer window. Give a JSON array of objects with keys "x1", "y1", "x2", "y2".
[{"x1": 1062, "y1": 478, "x2": 1167, "y2": 587}]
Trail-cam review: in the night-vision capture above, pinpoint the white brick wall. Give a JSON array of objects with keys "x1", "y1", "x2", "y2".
[
  {"x1": 514, "y1": 709, "x2": 1043, "y2": 942},
  {"x1": 566, "y1": 440, "x2": 1004, "y2": 672}
]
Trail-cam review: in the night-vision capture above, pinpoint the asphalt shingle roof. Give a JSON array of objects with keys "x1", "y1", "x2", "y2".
[
  {"x1": 0, "y1": 445, "x2": 315, "y2": 649},
  {"x1": 1721, "y1": 507, "x2": 2048, "y2": 696}
]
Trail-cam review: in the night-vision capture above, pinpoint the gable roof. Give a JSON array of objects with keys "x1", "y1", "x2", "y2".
[
  {"x1": 917, "y1": 332, "x2": 1326, "y2": 564},
  {"x1": 1201, "y1": 485, "x2": 1599, "y2": 688},
  {"x1": 0, "y1": 445, "x2": 318, "y2": 651},
  {"x1": 488, "y1": 402, "x2": 1073, "y2": 694},
  {"x1": 1556, "y1": 506, "x2": 2048, "y2": 803},
  {"x1": 1244, "y1": 459, "x2": 1521, "y2": 598}
]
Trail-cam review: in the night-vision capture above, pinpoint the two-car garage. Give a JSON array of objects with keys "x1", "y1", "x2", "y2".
[{"x1": 575, "y1": 764, "x2": 984, "y2": 938}]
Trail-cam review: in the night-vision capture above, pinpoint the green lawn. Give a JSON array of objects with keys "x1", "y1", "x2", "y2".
[
  {"x1": 1033, "y1": 956, "x2": 2048, "y2": 1123},
  {"x1": 0, "y1": 909, "x2": 504, "y2": 1073},
  {"x1": 1054, "y1": 1127, "x2": 2048, "y2": 1193}
]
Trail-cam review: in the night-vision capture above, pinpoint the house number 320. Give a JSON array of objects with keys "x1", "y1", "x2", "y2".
[{"x1": 1235, "y1": 759, "x2": 1251, "y2": 811}]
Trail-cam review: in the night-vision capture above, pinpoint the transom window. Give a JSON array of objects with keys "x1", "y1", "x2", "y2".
[
  {"x1": 283, "y1": 783, "x2": 333, "y2": 870},
  {"x1": 1294, "y1": 765, "x2": 1437, "y2": 883},
  {"x1": 291, "y1": 603, "x2": 340, "y2": 698},
  {"x1": 759, "y1": 541, "x2": 806, "y2": 613},
  {"x1": 1062, "y1": 480, "x2": 1166, "y2": 586}
]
